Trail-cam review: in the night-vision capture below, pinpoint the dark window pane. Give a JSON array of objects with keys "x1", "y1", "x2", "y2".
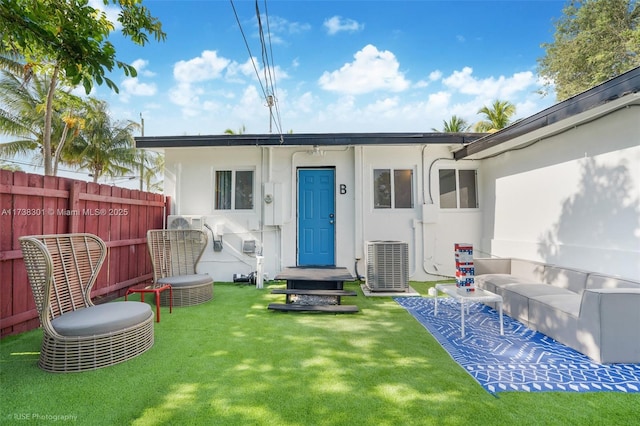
[
  {"x1": 394, "y1": 169, "x2": 413, "y2": 208},
  {"x1": 439, "y1": 169, "x2": 457, "y2": 208},
  {"x1": 459, "y1": 169, "x2": 478, "y2": 208},
  {"x1": 235, "y1": 170, "x2": 254, "y2": 210},
  {"x1": 215, "y1": 171, "x2": 232, "y2": 210},
  {"x1": 374, "y1": 169, "x2": 391, "y2": 209}
]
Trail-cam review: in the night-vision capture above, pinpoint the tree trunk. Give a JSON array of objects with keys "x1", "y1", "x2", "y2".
[
  {"x1": 43, "y1": 64, "x2": 59, "y2": 176},
  {"x1": 52, "y1": 122, "x2": 70, "y2": 176}
]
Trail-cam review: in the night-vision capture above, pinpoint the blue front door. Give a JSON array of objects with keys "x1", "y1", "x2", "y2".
[{"x1": 298, "y1": 168, "x2": 335, "y2": 266}]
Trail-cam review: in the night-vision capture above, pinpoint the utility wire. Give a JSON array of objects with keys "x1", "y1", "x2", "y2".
[
  {"x1": 260, "y1": 0, "x2": 284, "y2": 137},
  {"x1": 230, "y1": 0, "x2": 284, "y2": 137},
  {"x1": 0, "y1": 157, "x2": 92, "y2": 176},
  {"x1": 229, "y1": 0, "x2": 269, "y2": 104},
  {"x1": 255, "y1": 0, "x2": 283, "y2": 136}
]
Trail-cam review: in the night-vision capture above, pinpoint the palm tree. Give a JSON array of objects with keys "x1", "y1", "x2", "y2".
[
  {"x1": 65, "y1": 98, "x2": 140, "y2": 183},
  {"x1": 139, "y1": 151, "x2": 164, "y2": 193},
  {"x1": 432, "y1": 115, "x2": 470, "y2": 132},
  {"x1": 0, "y1": 160, "x2": 22, "y2": 171},
  {"x1": 0, "y1": 69, "x2": 82, "y2": 174},
  {"x1": 0, "y1": 49, "x2": 25, "y2": 78},
  {"x1": 474, "y1": 100, "x2": 516, "y2": 133},
  {"x1": 224, "y1": 124, "x2": 246, "y2": 135}
]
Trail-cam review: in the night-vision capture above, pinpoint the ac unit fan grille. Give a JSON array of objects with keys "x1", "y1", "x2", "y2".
[{"x1": 365, "y1": 241, "x2": 409, "y2": 291}]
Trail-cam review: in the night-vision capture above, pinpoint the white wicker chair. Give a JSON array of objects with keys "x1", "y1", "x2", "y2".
[
  {"x1": 19, "y1": 233, "x2": 154, "y2": 372},
  {"x1": 147, "y1": 229, "x2": 214, "y2": 307}
]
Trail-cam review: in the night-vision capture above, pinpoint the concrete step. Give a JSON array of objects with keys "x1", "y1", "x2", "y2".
[{"x1": 267, "y1": 303, "x2": 359, "y2": 313}]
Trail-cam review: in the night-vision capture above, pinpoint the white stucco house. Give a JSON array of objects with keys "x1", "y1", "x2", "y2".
[{"x1": 136, "y1": 66, "x2": 640, "y2": 283}]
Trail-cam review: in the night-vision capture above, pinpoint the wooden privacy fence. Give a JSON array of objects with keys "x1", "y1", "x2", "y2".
[{"x1": 0, "y1": 170, "x2": 170, "y2": 337}]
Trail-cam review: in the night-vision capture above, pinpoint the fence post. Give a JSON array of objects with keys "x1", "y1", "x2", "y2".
[{"x1": 69, "y1": 180, "x2": 82, "y2": 233}]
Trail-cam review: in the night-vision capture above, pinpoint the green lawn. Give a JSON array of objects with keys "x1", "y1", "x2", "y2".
[{"x1": 1, "y1": 282, "x2": 638, "y2": 425}]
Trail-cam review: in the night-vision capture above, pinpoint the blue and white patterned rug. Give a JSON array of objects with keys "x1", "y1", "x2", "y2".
[{"x1": 394, "y1": 296, "x2": 640, "y2": 394}]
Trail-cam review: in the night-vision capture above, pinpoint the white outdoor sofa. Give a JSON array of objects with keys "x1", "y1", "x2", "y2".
[{"x1": 474, "y1": 258, "x2": 640, "y2": 364}]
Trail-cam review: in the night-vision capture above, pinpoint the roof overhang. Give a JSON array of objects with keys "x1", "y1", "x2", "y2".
[
  {"x1": 453, "y1": 67, "x2": 640, "y2": 160},
  {"x1": 135, "y1": 132, "x2": 486, "y2": 149}
]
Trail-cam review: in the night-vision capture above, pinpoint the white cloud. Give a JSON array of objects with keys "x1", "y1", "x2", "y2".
[
  {"x1": 414, "y1": 70, "x2": 443, "y2": 89},
  {"x1": 427, "y1": 91, "x2": 452, "y2": 110},
  {"x1": 324, "y1": 16, "x2": 364, "y2": 35},
  {"x1": 365, "y1": 97, "x2": 400, "y2": 115},
  {"x1": 318, "y1": 44, "x2": 411, "y2": 95},
  {"x1": 173, "y1": 50, "x2": 231, "y2": 84},
  {"x1": 169, "y1": 82, "x2": 203, "y2": 108},
  {"x1": 291, "y1": 91, "x2": 315, "y2": 114},
  {"x1": 118, "y1": 59, "x2": 157, "y2": 103},
  {"x1": 88, "y1": 0, "x2": 121, "y2": 31},
  {"x1": 225, "y1": 58, "x2": 258, "y2": 83},
  {"x1": 225, "y1": 58, "x2": 289, "y2": 85},
  {"x1": 255, "y1": 15, "x2": 311, "y2": 45},
  {"x1": 442, "y1": 67, "x2": 537, "y2": 100},
  {"x1": 131, "y1": 59, "x2": 156, "y2": 77},
  {"x1": 121, "y1": 78, "x2": 156, "y2": 99},
  {"x1": 429, "y1": 70, "x2": 443, "y2": 81}
]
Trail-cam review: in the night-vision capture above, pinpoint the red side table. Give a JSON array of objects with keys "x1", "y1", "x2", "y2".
[{"x1": 125, "y1": 284, "x2": 172, "y2": 322}]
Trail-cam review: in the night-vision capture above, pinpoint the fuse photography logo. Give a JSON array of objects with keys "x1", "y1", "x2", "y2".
[{"x1": 7, "y1": 412, "x2": 78, "y2": 422}]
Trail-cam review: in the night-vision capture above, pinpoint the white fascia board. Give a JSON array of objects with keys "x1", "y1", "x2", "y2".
[{"x1": 460, "y1": 93, "x2": 640, "y2": 161}]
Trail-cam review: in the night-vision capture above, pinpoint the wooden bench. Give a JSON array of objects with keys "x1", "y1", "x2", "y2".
[{"x1": 269, "y1": 288, "x2": 359, "y2": 313}]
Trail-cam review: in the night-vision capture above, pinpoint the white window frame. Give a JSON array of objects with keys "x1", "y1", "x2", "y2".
[
  {"x1": 373, "y1": 167, "x2": 415, "y2": 210},
  {"x1": 214, "y1": 168, "x2": 255, "y2": 211},
  {"x1": 437, "y1": 168, "x2": 479, "y2": 209}
]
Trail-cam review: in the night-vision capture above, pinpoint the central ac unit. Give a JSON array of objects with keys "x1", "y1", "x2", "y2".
[
  {"x1": 365, "y1": 241, "x2": 409, "y2": 292},
  {"x1": 167, "y1": 215, "x2": 203, "y2": 230}
]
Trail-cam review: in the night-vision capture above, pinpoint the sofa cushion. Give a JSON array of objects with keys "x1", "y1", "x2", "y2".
[
  {"x1": 475, "y1": 274, "x2": 528, "y2": 293},
  {"x1": 474, "y1": 258, "x2": 511, "y2": 275},
  {"x1": 51, "y1": 302, "x2": 152, "y2": 336},
  {"x1": 158, "y1": 273, "x2": 212, "y2": 288},
  {"x1": 500, "y1": 283, "x2": 575, "y2": 299},
  {"x1": 586, "y1": 274, "x2": 640, "y2": 290},
  {"x1": 530, "y1": 293, "x2": 582, "y2": 317},
  {"x1": 510, "y1": 259, "x2": 546, "y2": 282},
  {"x1": 496, "y1": 283, "x2": 575, "y2": 325},
  {"x1": 542, "y1": 266, "x2": 589, "y2": 294},
  {"x1": 528, "y1": 294, "x2": 581, "y2": 349}
]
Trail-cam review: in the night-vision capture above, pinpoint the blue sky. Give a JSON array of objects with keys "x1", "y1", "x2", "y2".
[{"x1": 96, "y1": 1, "x2": 566, "y2": 137}]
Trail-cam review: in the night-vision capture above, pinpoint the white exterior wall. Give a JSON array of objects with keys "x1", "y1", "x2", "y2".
[
  {"x1": 162, "y1": 143, "x2": 482, "y2": 282},
  {"x1": 479, "y1": 105, "x2": 640, "y2": 280}
]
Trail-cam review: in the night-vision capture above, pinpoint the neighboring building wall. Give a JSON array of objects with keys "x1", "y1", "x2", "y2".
[
  {"x1": 162, "y1": 143, "x2": 483, "y2": 282},
  {"x1": 478, "y1": 105, "x2": 640, "y2": 280}
]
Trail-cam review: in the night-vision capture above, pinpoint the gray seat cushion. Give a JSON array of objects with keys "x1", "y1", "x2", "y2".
[
  {"x1": 158, "y1": 274, "x2": 212, "y2": 288},
  {"x1": 499, "y1": 282, "x2": 576, "y2": 298},
  {"x1": 51, "y1": 302, "x2": 152, "y2": 336},
  {"x1": 495, "y1": 283, "x2": 575, "y2": 325},
  {"x1": 530, "y1": 293, "x2": 582, "y2": 317},
  {"x1": 475, "y1": 274, "x2": 528, "y2": 293}
]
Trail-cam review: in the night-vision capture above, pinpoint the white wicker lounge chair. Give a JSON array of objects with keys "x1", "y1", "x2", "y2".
[
  {"x1": 19, "y1": 233, "x2": 154, "y2": 372},
  {"x1": 147, "y1": 229, "x2": 214, "y2": 307}
]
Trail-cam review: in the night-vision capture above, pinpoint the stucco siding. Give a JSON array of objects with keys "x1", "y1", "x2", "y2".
[
  {"x1": 479, "y1": 106, "x2": 640, "y2": 280},
  {"x1": 162, "y1": 143, "x2": 483, "y2": 282}
]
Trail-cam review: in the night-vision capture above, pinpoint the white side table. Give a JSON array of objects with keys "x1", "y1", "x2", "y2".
[{"x1": 434, "y1": 283, "x2": 504, "y2": 337}]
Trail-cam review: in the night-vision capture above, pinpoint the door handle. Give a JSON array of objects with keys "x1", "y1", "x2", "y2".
[{"x1": 329, "y1": 220, "x2": 334, "y2": 224}]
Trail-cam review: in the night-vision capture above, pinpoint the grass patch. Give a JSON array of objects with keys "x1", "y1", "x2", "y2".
[{"x1": 1, "y1": 282, "x2": 638, "y2": 425}]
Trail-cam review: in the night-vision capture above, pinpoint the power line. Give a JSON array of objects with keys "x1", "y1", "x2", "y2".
[
  {"x1": 0, "y1": 157, "x2": 91, "y2": 176},
  {"x1": 259, "y1": 0, "x2": 284, "y2": 136},
  {"x1": 229, "y1": 0, "x2": 284, "y2": 137},
  {"x1": 229, "y1": 0, "x2": 268, "y2": 105}
]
